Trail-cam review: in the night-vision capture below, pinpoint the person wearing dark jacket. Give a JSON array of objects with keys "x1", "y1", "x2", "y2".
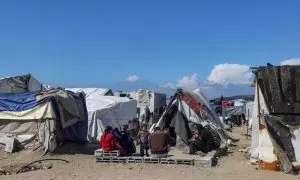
[
  {"x1": 189, "y1": 125, "x2": 218, "y2": 154},
  {"x1": 149, "y1": 127, "x2": 169, "y2": 158},
  {"x1": 112, "y1": 127, "x2": 136, "y2": 156}
]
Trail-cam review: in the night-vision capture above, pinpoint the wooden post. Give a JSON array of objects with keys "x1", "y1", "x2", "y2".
[{"x1": 247, "y1": 109, "x2": 250, "y2": 139}]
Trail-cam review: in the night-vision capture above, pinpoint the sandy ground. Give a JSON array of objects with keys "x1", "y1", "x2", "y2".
[{"x1": 0, "y1": 127, "x2": 299, "y2": 180}]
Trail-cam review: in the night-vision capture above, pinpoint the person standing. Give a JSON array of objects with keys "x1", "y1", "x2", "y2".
[{"x1": 138, "y1": 125, "x2": 149, "y2": 157}]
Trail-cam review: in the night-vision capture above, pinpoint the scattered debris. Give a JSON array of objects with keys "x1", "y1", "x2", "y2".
[
  {"x1": 238, "y1": 146, "x2": 250, "y2": 153},
  {"x1": 16, "y1": 158, "x2": 69, "y2": 174},
  {"x1": 17, "y1": 164, "x2": 53, "y2": 174},
  {"x1": 0, "y1": 168, "x2": 7, "y2": 176}
]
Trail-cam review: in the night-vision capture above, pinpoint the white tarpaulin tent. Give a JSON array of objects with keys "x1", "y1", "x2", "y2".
[{"x1": 85, "y1": 95, "x2": 137, "y2": 143}]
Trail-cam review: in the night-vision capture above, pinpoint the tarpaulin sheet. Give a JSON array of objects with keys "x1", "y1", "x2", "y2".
[
  {"x1": 60, "y1": 92, "x2": 88, "y2": 143},
  {"x1": 265, "y1": 115, "x2": 296, "y2": 162},
  {"x1": 256, "y1": 66, "x2": 300, "y2": 123},
  {"x1": 0, "y1": 74, "x2": 44, "y2": 93},
  {"x1": 0, "y1": 92, "x2": 37, "y2": 111}
]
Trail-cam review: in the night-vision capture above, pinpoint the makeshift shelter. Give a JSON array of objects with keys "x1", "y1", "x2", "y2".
[
  {"x1": 250, "y1": 65, "x2": 300, "y2": 173},
  {"x1": 82, "y1": 94, "x2": 137, "y2": 144},
  {"x1": 67, "y1": 88, "x2": 114, "y2": 96},
  {"x1": 0, "y1": 74, "x2": 45, "y2": 93},
  {"x1": 152, "y1": 89, "x2": 230, "y2": 149},
  {"x1": 0, "y1": 75, "x2": 88, "y2": 153}
]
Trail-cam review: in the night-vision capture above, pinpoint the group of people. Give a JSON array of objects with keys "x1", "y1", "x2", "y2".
[
  {"x1": 99, "y1": 106, "x2": 219, "y2": 158},
  {"x1": 99, "y1": 125, "x2": 136, "y2": 156},
  {"x1": 99, "y1": 123, "x2": 175, "y2": 158}
]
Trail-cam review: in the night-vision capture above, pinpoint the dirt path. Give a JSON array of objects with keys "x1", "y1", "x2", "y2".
[{"x1": 0, "y1": 127, "x2": 299, "y2": 180}]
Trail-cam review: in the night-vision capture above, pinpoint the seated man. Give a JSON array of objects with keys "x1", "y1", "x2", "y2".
[
  {"x1": 189, "y1": 125, "x2": 219, "y2": 154},
  {"x1": 149, "y1": 127, "x2": 169, "y2": 158}
]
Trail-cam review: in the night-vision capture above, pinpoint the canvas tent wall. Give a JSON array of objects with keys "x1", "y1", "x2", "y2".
[
  {"x1": 250, "y1": 65, "x2": 300, "y2": 173},
  {"x1": 0, "y1": 89, "x2": 88, "y2": 153},
  {"x1": 78, "y1": 93, "x2": 137, "y2": 143},
  {"x1": 67, "y1": 88, "x2": 113, "y2": 96},
  {"x1": 152, "y1": 89, "x2": 229, "y2": 148},
  {"x1": 0, "y1": 74, "x2": 45, "y2": 93}
]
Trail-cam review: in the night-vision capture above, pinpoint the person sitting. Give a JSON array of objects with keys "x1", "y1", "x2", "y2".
[
  {"x1": 149, "y1": 127, "x2": 169, "y2": 158},
  {"x1": 112, "y1": 127, "x2": 136, "y2": 156},
  {"x1": 99, "y1": 126, "x2": 119, "y2": 151},
  {"x1": 138, "y1": 125, "x2": 149, "y2": 157},
  {"x1": 189, "y1": 125, "x2": 218, "y2": 154}
]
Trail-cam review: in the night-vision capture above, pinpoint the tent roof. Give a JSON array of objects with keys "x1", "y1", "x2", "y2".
[
  {"x1": 0, "y1": 74, "x2": 44, "y2": 93},
  {"x1": 85, "y1": 94, "x2": 137, "y2": 112},
  {"x1": 67, "y1": 88, "x2": 112, "y2": 97}
]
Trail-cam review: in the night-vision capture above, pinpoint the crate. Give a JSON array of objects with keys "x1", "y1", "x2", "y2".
[
  {"x1": 127, "y1": 157, "x2": 144, "y2": 163},
  {"x1": 160, "y1": 158, "x2": 176, "y2": 164},
  {"x1": 175, "y1": 159, "x2": 194, "y2": 165},
  {"x1": 96, "y1": 157, "x2": 112, "y2": 163},
  {"x1": 143, "y1": 157, "x2": 159, "y2": 164},
  {"x1": 111, "y1": 157, "x2": 127, "y2": 163},
  {"x1": 94, "y1": 149, "x2": 120, "y2": 158}
]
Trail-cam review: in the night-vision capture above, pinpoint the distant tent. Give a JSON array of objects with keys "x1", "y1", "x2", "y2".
[
  {"x1": 152, "y1": 89, "x2": 230, "y2": 148},
  {"x1": 67, "y1": 88, "x2": 114, "y2": 96}
]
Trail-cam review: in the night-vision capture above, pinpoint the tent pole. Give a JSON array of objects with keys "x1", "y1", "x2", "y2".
[{"x1": 247, "y1": 109, "x2": 249, "y2": 139}]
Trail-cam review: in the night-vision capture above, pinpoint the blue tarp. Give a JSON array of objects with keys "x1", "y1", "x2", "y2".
[{"x1": 0, "y1": 92, "x2": 37, "y2": 111}]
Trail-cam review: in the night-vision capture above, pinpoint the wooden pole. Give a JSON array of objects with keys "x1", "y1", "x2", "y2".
[{"x1": 247, "y1": 109, "x2": 250, "y2": 139}]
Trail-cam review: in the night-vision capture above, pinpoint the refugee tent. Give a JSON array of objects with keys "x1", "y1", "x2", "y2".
[
  {"x1": 79, "y1": 93, "x2": 138, "y2": 143},
  {"x1": 250, "y1": 65, "x2": 300, "y2": 173},
  {"x1": 0, "y1": 75, "x2": 88, "y2": 153},
  {"x1": 67, "y1": 88, "x2": 113, "y2": 96},
  {"x1": 152, "y1": 89, "x2": 230, "y2": 148},
  {"x1": 222, "y1": 100, "x2": 253, "y2": 120}
]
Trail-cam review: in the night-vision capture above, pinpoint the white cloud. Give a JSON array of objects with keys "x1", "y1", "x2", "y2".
[
  {"x1": 207, "y1": 63, "x2": 252, "y2": 85},
  {"x1": 281, "y1": 58, "x2": 300, "y2": 65},
  {"x1": 176, "y1": 73, "x2": 198, "y2": 88},
  {"x1": 126, "y1": 75, "x2": 139, "y2": 82},
  {"x1": 160, "y1": 82, "x2": 175, "y2": 89}
]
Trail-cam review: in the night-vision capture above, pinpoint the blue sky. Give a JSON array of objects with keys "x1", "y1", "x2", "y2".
[{"x1": 0, "y1": 0, "x2": 300, "y2": 94}]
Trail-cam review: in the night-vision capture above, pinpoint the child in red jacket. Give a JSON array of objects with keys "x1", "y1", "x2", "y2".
[
  {"x1": 100, "y1": 126, "x2": 118, "y2": 151},
  {"x1": 100, "y1": 126, "x2": 126, "y2": 156}
]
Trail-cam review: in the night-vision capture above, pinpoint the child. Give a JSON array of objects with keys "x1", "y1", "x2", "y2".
[{"x1": 138, "y1": 125, "x2": 149, "y2": 157}]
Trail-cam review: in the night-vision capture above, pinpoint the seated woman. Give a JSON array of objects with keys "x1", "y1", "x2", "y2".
[
  {"x1": 99, "y1": 126, "x2": 125, "y2": 155},
  {"x1": 112, "y1": 126, "x2": 136, "y2": 156}
]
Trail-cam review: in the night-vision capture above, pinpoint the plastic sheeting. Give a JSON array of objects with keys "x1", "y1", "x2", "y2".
[
  {"x1": 59, "y1": 92, "x2": 88, "y2": 143},
  {"x1": 0, "y1": 74, "x2": 44, "y2": 93},
  {"x1": 67, "y1": 88, "x2": 113, "y2": 97},
  {"x1": 86, "y1": 96, "x2": 137, "y2": 143},
  {"x1": 0, "y1": 92, "x2": 38, "y2": 111}
]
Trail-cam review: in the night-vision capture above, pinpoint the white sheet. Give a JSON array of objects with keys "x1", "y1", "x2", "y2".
[
  {"x1": 86, "y1": 96, "x2": 137, "y2": 143},
  {"x1": 67, "y1": 88, "x2": 111, "y2": 97}
]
